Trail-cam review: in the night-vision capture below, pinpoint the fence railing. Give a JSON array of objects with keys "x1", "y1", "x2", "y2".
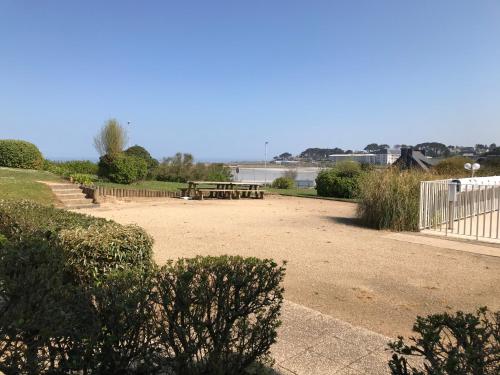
[
  {"x1": 82, "y1": 185, "x2": 180, "y2": 201},
  {"x1": 420, "y1": 179, "x2": 500, "y2": 240}
]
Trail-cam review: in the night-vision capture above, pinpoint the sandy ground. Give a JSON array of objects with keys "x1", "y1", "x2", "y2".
[{"x1": 79, "y1": 196, "x2": 500, "y2": 337}]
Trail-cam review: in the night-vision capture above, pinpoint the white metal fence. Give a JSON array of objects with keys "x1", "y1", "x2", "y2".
[{"x1": 419, "y1": 178, "x2": 500, "y2": 240}]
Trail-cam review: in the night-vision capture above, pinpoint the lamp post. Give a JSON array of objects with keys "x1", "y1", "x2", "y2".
[{"x1": 264, "y1": 141, "x2": 269, "y2": 186}]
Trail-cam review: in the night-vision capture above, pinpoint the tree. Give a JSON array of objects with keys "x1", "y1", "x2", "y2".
[
  {"x1": 93, "y1": 119, "x2": 128, "y2": 156},
  {"x1": 364, "y1": 143, "x2": 380, "y2": 153},
  {"x1": 489, "y1": 143, "x2": 497, "y2": 150},
  {"x1": 125, "y1": 145, "x2": 159, "y2": 178},
  {"x1": 414, "y1": 142, "x2": 450, "y2": 157},
  {"x1": 279, "y1": 152, "x2": 293, "y2": 160}
]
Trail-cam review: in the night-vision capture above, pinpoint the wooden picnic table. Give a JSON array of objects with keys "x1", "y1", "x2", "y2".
[{"x1": 181, "y1": 181, "x2": 264, "y2": 200}]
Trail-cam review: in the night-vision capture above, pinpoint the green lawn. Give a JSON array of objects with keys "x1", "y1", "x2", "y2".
[
  {"x1": 0, "y1": 167, "x2": 64, "y2": 205},
  {"x1": 95, "y1": 180, "x2": 186, "y2": 192}
]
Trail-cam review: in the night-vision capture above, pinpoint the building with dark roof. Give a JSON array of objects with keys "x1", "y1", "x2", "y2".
[{"x1": 393, "y1": 148, "x2": 437, "y2": 171}]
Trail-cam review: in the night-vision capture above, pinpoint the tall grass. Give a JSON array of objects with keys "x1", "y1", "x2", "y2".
[{"x1": 357, "y1": 169, "x2": 437, "y2": 231}]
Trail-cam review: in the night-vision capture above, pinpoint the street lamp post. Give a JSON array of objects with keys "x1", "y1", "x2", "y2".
[{"x1": 264, "y1": 141, "x2": 269, "y2": 186}]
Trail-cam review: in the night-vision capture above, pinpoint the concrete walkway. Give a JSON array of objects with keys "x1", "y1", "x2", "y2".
[{"x1": 273, "y1": 301, "x2": 393, "y2": 374}]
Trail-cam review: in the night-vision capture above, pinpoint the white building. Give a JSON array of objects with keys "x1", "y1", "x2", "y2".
[{"x1": 329, "y1": 150, "x2": 400, "y2": 165}]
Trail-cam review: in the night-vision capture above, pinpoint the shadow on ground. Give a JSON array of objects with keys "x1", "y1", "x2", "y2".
[{"x1": 327, "y1": 215, "x2": 365, "y2": 228}]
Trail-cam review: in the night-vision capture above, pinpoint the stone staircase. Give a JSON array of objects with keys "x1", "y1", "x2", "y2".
[{"x1": 47, "y1": 183, "x2": 98, "y2": 209}]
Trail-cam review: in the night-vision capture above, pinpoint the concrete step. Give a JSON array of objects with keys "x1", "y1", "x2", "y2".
[
  {"x1": 55, "y1": 192, "x2": 84, "y2": 198},
  {"x1": 45, "y1": 182, "x2": 99, "y2": 209},
  {"x1": 66, "y1": 203, "x2": 100, "y2": 209}
]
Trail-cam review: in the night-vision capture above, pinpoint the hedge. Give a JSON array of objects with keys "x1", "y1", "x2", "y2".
[
  {"x1": 0, "y1": 201, "x2": 286, "y2": 373},
  {"x1": 316, "y1": 161, "x2": 362, "y2": 198},
  {"x1": 98, "y1": 153, "x2": 148, "y2": 184},
  {"x1": 0, "y1": 200, "x2": 153, "y2": 282},
  {"x1": 272, "y1": 176, "x2": 295, "y2": 189},
  {"x1": 0, "y1": 139, "x2": 43, "y2": 169}
]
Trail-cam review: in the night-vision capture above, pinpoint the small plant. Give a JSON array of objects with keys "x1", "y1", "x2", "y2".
[
  {"x1": 0, "y1": 139, "x2": 44, "y2": 169},
  {"x1": 388, "y1": 307, "x2": 500, "y2": 375},
  {"x1": 69, "y1": 173, "x2": 96, "y2": 186},
  {"x1": 272, "y1": 176, "x2": 295, "y2": 189}
]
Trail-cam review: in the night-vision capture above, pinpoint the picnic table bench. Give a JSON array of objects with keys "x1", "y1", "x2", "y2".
[{"x1": 180, "y1": 181, "x2": 264, "y2": 200}]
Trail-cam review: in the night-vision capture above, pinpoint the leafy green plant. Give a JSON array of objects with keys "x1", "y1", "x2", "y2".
[
  {"x1": 44, "y1": 159, "x2": 98, "y2": 176},
  {"x1": 0, "y1": 238, "x2": 93, "y2": 374},
  {"x1": 272, "y1": 176, "x2": 295, "y2": 189},
  {"x1": 98, "y1": 153, "x2": 148, "y2": 184},
  {"x1": 316, "y1": 161, "x2": 362, "y2": 198},
  {"x1": 0, "y1": 200, "x2": 153, "y2": 283},
  {"x1": 0, "y1": 139, "x2": 43, "y2": 169},
  {"x1": 388, "y1": 307, "x2": 499, "y2": 375},
  {"x1": 155, "y1": 256, "x2": 285, "y2": 375},
  {"x1": 125, "y1": 145, "x2": 159, "y2": 179},
  {"x1": 69, "y1": 173, "x2": 97, "y2": 186}
]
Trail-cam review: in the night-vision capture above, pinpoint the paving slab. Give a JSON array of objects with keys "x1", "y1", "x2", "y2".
[{"x1": 273, "y1": 301, "x2": 393, "y2": 374}]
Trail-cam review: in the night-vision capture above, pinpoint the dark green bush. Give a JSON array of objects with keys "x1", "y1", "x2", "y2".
[
  {"x1": 0, "y1": 139, "x2": 43, "y2": 169},
  {"x1": 155, "y1": 256, "x2": 285, "y2": 374},
  {"x1": 0, "y1": 200, "x2": 153, "y2": 282},
  {"x1": 0, "y1": 238, "x2": 93, "y2": 374},
  {"x1": 85, "y1": 268, "x2": 160, "y2": 373},
  {"x1": 272, "y1": 176, "x2": 295, "y2": 189},
  {"x1": 125, "y1": 145, "x2": 159, "y2": 179},
  {"x1": 388, "y1": 307, "x2": 499, "y2": 375},
  {"x1": 98, "y1": 153, "x2": 148, "y2": 184},
  {"x1": 0, "y1": 239, "x2": 159, "y2": 374},
  {"x1": 316, "y1": 161, "x2": 362, "y2": 198}
]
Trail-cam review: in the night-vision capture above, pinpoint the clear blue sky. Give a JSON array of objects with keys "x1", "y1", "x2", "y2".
[{"x1": 1, "y1": 1, "x2": 499, "y2": 161}]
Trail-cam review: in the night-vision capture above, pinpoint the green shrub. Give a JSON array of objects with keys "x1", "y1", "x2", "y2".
[
  {"x1": 388, "y1": 307, "x2": 499, "y2": 375},
  {"x1": 203, "y1": 163, "x2": 232, "y2": 181},
  {"x1": 155, "y1": 256, "x2": 285, "y2": 374},
  {"x1": 98, "y1": 153, "x2": 148, "y2": 184},
  {"x1": 272, "y1": 176, "x2": 295, "y2": 189},
  {"x1": 316, "y1": 161, "x2": 362, "y2": 198},
  {"x1": 0, "y1": 238, "x2": 93, "y2": 374},
  {"x1": 0, "y1": 239, "x2": 158, "y2": 374},
  {"x1": 125, "y1": 145, "x2": 159, "y2": 179},
  {"x1": 44, "y1": 160, "x2": 98, "y2": 175},
  {"x1": 0, "y1": 140, "x2": 43, "y2": 169},
  {"x1": 156, "y1": 153, "x2": 232, "y2": 183},
  {"x1": 86, "y1": 268, "x2": 159, "y2": 373},
  {"x1": 357, "y1": 169, "x2": 435, "y2": 231},
  {"x1": 69, "y1": 173, "x2": 97, "y2": 185},
  {"x1": 0, "y1": 200, "x2": 153, "y2": 282}
]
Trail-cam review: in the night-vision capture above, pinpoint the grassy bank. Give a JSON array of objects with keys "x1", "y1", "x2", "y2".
[{"x1": 0, "y1": 167, "x2": 63, "y2": 204}]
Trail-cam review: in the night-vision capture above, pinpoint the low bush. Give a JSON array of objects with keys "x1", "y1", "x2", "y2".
[
  {"x1": 69, "y1": 173, "x2": 97, "y2": 185},
  {"x1": 0, "y1": 200, "x2": 153, "y2": 282},
  {"x1": 155, "y1": 256, "x2": 285, "y2": 374},
  {"x1": 272, "y1": 176, "x2": 295, "y2": 189},
  {"x1": 357, "y1": 169, "x2": 434, "y2": 231},
  {"x1": 44, "y1": 159, "x2": 98, "y2": 175},
  {"x1": 388, "y1": 307, "x2": 500, "y2": 375},
  {"x1": 98, "y1": 153, "x2": 148, "y2": 184},
  {"x1": 0, "y1": 238, "x2": 93, "y2": 374},
  {"x1": 0, "y1": 139, "x2": 43, "y2": 169},
  {"x1": 316, "y1": 161, "x2": 362, "y2": 198}
]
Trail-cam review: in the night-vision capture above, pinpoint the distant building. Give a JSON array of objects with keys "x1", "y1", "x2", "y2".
[
  {"x1": 393, "y1": 148, "x2": 436, "y2": 171},
  {"x1": 329, "y1": 149, "x2": 400, "y2": 165}
]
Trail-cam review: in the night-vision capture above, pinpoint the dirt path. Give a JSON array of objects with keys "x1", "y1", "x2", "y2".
[{"x1": 79, "y1": 196, "x2": 500, "y2": 337}]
